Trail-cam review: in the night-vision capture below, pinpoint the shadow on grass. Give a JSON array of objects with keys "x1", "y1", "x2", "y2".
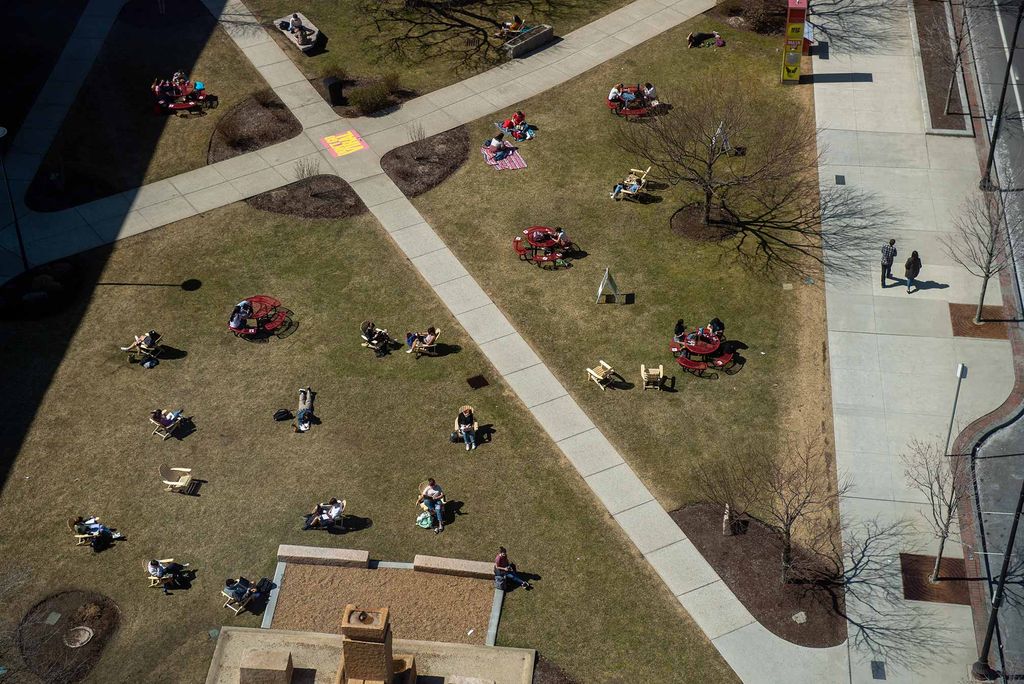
[
  {"x1": 172, "y1": 417, "x2": 198, "y2": 441},
  {"x1": 326, "y1": 515, "x2": 373, "y2": 535},
  {"x1": 442, "y1": 500, "x2": 466, "y2": 526},
  {"x1": 434, "y1": 342, "x2": 462, "y2": 357}
]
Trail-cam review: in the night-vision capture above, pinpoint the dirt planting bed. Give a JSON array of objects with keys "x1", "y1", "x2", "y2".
[
  {"x1": 17, "y1": 591, "x2": 120, "y2": 683},
  {"x1": 245, "y1": 175, "x2": 368, "y2": 219},
  {"x1": 381, "y1": 126, "x2": 471, "y2": 198},
  {"x1": 208, "y1": 89, "x2": 301, "y2": 163},
  {"x1": 671, "y1": 503, "x2": 847, "y2": 648}
]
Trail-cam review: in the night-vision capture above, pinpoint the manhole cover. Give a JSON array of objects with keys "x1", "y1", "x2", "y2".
[{"x1": 63, "y1": 626, "x2": 94, "y2": 648}]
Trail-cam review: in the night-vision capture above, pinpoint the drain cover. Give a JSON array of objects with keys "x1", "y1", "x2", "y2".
[{"x1": 63, "y1": 626, "x2": 94, "y2": 648}]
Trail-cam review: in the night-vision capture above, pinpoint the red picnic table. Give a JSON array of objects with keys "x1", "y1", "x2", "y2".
[
  {"x1": 229, "y1": 295, "x2": 288, "y2": 336},
  {"x1": 524, "y1": 226, "x2": 558, "y2": 249},
  {"x1": 670, "y1": 335, "x2": 733, "y2": 375}
]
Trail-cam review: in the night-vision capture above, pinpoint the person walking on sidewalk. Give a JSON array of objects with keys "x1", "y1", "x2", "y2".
[
  {"x1": 880, "y1": 239, "x2": 897, "y2": 287},
  {"x1": 904, "y1": 251, "x2": 922, "y2": 294}
]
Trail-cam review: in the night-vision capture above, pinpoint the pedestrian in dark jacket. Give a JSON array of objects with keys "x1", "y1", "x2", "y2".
[{"x1": 905, "y1": 251, "x2": 922, "y2": 293}]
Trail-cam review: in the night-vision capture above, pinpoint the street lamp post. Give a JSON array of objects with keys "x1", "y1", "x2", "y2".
[
  {"x1": 0, "y1": 127, "x2": 30, "y2": 272},
  {"x1": 980, "y1": 0, "x2": 1024, "y2": 191}
]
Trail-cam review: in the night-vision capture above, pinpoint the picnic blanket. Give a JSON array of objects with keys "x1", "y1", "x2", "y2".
[{"x1": 480, "y1": 144, "x2": 527, "y2": 171}]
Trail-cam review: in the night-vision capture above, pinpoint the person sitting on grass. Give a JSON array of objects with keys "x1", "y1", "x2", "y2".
[
  {"x1": 120, "y1": 330, "x2": 161, "y2": 353},
  {"x1": 494, "y1": 546, "x2": 533, "y2": 590},
  {"x1": 151, "y1": 408, "x2": 183, "y2": 427},
  {"x1": 304, "y1": 497, "x2": 345, "y2": 530},
  {"x1": 418, "y1": 478, "x2": 446, "y2": 534},
  {"x1": 147, "y1": 559, "x2": 189, "y2": 595},
  {"x1": 406, "y1": 327, "x2": 438, "y2": 353},
  {"x1": 294, "y1": 387, "x2": 314, "y2": 433},
  {"x1": 487, "y1": 133, "x2": 512, "y2": 161},
  {"x1": 456, "y1": 405, "x2": 479, "y2": 451}
]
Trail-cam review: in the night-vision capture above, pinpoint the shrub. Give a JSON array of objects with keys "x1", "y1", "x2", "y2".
[
  {"x1": 348, "y1": 83, "x2": 392, "y2": 115},
  {"x1": 381, "y1": 71, "x2": 402, "y2": 95}
]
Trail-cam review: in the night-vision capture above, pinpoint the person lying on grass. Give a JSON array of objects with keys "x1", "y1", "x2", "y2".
[{"x1": 294, "y1": 387, "x2": 314, "y2": 433}]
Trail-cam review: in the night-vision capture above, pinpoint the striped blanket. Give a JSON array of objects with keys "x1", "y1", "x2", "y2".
[{"x1": 480, "y1": 145, "x2": 527, "y2": 171}]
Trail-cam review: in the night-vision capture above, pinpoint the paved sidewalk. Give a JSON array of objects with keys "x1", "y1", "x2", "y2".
[
  {"x1": 813, "y1": 5, "x2": 1015, "y2": 683},
  {"x1": 3, "y1": 0, "x2": 864, "y2": 680}
]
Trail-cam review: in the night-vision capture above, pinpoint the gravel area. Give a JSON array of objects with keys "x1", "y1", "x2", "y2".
[{"x1": 271, "y1": 565, "x2": 494, "y2": 645}]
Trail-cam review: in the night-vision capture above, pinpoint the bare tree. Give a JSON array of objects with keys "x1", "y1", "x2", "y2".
[
  {"x1": 807, "y1": 0, "x2": 906, "y2": 52},
  {"x1": 356, "y1": 0, "x2": 549, "y2": 71},
  {"x1": 620, "y1": 83, "x2": 889, "y2": 277},
  {"x1": 696, "y1": 438, "x2": 848, "y2": 583},
  {"x1": 807, "y1": 518, "x2": 960, "y2": 669},
  {"x1": 900, "y1": 440, "x2": 970, "y2": 582},
  {"x1": 943, "y1": 193, "x2": 1022, "y2": 323}
]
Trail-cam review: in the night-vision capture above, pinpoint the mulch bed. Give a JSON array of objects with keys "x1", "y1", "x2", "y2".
[
  {"x1": 310, "y1": 75, "x2": 417, "y2": 118},
  {"x1": 207, "y1": 90, "x2": 301, "y2": 164},
  {"x1": 949, "y1": 303, "x2": 1010, "y2": 339},
  {"x1": 533, "y1": 654, "x2": 579, "y2": 684},
  {"x1": 899, "y1": 553, "x2": 971, "y2": 605},
  {"x1": 381, "y1": 126, "x2": 471, "y2": 198},
  {"x1": 670, "y1": 503, "x2": 847, "y2": 648},
  {"x1": 17, "y1": 591, "x2": 120, "y2": 683},
  {"x1": 270, "y1": 565, "x2": 494, "y2": 644},
  {"x1": 670, "y1": 205, "x2": 735, "y2": 242},
  {"x1": 245, "y1": 175, "x2": 368, "y2": 219},
  {"x1": 913, "y1": 0, "x2": 967, "y2": 130}
]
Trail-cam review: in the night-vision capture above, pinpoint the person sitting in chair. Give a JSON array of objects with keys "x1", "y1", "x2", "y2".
[
  {"x1": 74, "y1": 516, "x2": 123, "y2": 539},
  {"x1": 361, "y1": 320, "x2": 393, "y2": 355},
  {"x1": 406, "y1": 326, "x2": 438, "y2": 353},
  {"x1": 304, "y1": 497, "x2": 345, "y2": 530},
  {"x1": 224, "y1": 577, "x2": 258, "y2": 603},
  {"x1": 610, "y1": 172, "x2": 642, "y2": 200},
  {"x1": 418, "y1": 478, "x2": 446, "y2": 534},
  {"x1": 147, "y1": 559, "x2": 188, "y2": 595},
  {"x1": 456, "y1": 405, "x2": 479, "y2": 451},
  {"x1": 151, "y1": 408, "x2": 183, "y2": 427},
  {"x1": 495, "y1": 14, "x2": 524, "y2": 37},
  {"x1": 294, "y1": 387, "x2": 314, "y2": 433},
  {"x1": 494, "y1": 546, "x2": 533, "y2": 590}
]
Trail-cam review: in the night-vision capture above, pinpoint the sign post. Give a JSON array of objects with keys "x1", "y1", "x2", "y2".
[
  {"x1": 782, "y1": 0, "x2": 807, "y2": 84},
  {"x1": 596, "y1": 268, "x2": 620, "y2": 303}
]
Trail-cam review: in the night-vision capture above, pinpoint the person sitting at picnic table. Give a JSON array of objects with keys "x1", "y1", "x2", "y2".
[
  {"x1": 304, "y1": 497, "x2": 344, "y2": 530},
  {"x1": 673, "y1": 319, "x2": 687, "y2": 344},
  {"x1": 642, "y1": 82, "x2": 657, "y2": 102},
  {"x1": 147, "y1": 559, "x2": 188, "y2": 594},
  {"x1": 707, "y1": 317, "x2": 725, "y2": 340},
  {"x1": 456, "y1": 405, "x2": 479, "y2": 451},
  {"x1": 151, "y1": 408, "x2": 183, "y2": 427},
  {"x1": 552, "y1": 227, "x2": 571, "y2": 250},
  {"x1": 229, "y1": 300, "x2": 253, "y2": 331},
  {"x1": 294, "y1": 387, "x2": 314, "y2": 433},
  {"x1": 418, "y1": 478, "x2": 445, "y2": 534},
  {"x1": 495, "y1": 14, "x2": 524, "y2": 37},
  {"x1": 610, "y1": 172, "x2": 642, "y2": 200},
  {"x1": 406, "y1": 326, "x2": 438, "y2": 353},
  {"x1": 494, "y1": 546, "x2": 533, "y2": 590}
]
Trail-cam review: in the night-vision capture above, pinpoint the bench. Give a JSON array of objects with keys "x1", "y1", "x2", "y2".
[
  {"x1": 676, "y1": 355, "x2": 709, "y2": 375},
  {"x1": 709, "y1": 351, "x2": 735, "y2": 369},
  {"x1": 277, "y1": 544, "x2": 369, "y2": 567},
  {"x1": 503, "y1": 24, "x2": 555, "y2": 59},
  {"x1": 274, "y1": 12, "x2": 320, "y2": 53},
  {"x1": 413, "y1": 554, "x2": 493, "y2": 579}
]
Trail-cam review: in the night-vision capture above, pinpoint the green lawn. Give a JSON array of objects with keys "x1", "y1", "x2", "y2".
[
  {"x1": 0, "y1": 203, "x2": 736, "y2": 683},
  {"x1": 411, "y1": 19, "x2": 832, "y2": 512},
  {"x1": 249, "y1": 0, "x2": 634, "y2": 94},
  {"x1": 27, "y1": 0, "x2": 278, "y2": 210}
]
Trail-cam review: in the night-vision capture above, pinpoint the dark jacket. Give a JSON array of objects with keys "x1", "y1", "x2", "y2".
[{"x1": 904, "y1": 256, "x2": 922, "y2": 279}]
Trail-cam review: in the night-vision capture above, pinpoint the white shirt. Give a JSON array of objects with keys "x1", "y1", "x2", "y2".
[
  {"x1": 488, "y1": 137, "x2": 503, "y2": 148},
  {"x1": 608, "y1": 87, "x2": 621, "y2": 100},
  {"x1": 644, "y1": 85, "x2": 656, "y2": 99},
  {"x1": 327, "y1": 502, "x2": 344, "y2": 518},
  {"x1": 423, "y1": 485, "x2": 443, "y2": 500}
]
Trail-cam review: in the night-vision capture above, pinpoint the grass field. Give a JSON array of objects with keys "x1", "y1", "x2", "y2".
[
  {"x1": 411, "y1": 18, "x2": 833, "y2": 512},
  {"x1": 26, "y1": 0, "x2": 279, "y2": 210},
  {"x1": 249, "y1": 0, "x2": 634, "y2": 95},
  {"x1": 0, "y1": 203, "x2": 736, "y2": 683}
]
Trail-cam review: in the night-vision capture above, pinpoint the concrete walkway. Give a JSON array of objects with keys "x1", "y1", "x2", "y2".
[
  {"x1": 813, "y1": 5, "x2": 1016, "y2": 684},
  {"x1": 2, "y1": 0, "x2": 860, "y2": 681}
]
